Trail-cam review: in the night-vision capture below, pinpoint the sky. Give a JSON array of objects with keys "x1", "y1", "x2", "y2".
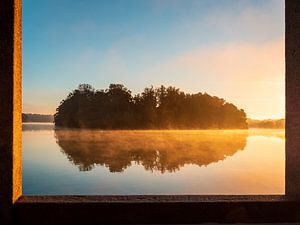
[{"x1": 23, "y1": 0, "x2": 285, "y2": 119}]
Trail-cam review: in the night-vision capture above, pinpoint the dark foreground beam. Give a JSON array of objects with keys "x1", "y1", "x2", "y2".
[
  {"x1": 14, "y1": 195, "x2": 300, "y2": 224},
  {"x1": 286, "y1": 0, "x2": 300, "y2": 199},
  {"x1": 0, "y1": 0, "x2": 22, "y2": 225}
]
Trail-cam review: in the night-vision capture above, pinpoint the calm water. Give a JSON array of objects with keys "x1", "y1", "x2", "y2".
[{"x1": 22, "y1": 123, "x2": 285, "y2": 195}]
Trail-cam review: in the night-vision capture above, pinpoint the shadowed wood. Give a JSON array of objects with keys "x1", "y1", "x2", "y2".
[
  {"x1": 0, "y1": 0, "x2": 22, "y2": 224},
  {"x1": 14, "y1": 195, "x2": 300, "y2": 224},
  {"x1": 286, "y1": 0, "x2": 300, "y2": 199}
]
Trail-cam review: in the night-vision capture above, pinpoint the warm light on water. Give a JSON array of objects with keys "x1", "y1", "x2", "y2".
[{"x1": 22, "y1": 123, "x2": 284, "y2": 195}]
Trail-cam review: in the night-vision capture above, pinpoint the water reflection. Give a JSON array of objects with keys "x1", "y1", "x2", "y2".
[
  {"x1": 55, "y1": 130, "x2": 247, "y2": 173},
  {"x1": 22, "y1": 122, "x2": 54, "y2": 131}
]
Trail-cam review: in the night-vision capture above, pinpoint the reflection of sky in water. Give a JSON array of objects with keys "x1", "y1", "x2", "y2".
[{"x1": 22, "y1": 124, "x2": 284, "y2": 195}]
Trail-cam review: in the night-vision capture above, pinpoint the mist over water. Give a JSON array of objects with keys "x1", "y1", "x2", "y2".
[{"x1": 22, "y1": 123, "x2": 284, "y2": 195}]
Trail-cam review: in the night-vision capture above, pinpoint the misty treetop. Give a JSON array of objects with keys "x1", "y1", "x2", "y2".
[{"x1": 54, "y1": 84, "x2": 248, "y2": 129}]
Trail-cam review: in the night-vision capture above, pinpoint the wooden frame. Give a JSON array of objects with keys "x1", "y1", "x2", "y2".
[{"x1": 1, "y1": 0, "x2": 300, "y2": 224}]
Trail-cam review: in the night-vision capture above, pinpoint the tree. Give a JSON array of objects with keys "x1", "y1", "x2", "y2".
[{"x1": 134, "y1": 86, "x2": 157, "y2": 128}]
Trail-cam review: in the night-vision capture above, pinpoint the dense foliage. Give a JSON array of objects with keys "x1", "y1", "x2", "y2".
[{"x1": 54, "y1": 84, "x2": 248, "y2": 129}]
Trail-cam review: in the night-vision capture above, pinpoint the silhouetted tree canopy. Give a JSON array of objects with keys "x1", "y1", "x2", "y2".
[{"x1": 54, "y1": 84, "x2": 248, "y2": 129}]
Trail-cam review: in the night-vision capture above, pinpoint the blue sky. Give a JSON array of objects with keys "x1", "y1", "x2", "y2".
[{"x1": 23, "y1": 0, "x2": 284, "y2": 119}]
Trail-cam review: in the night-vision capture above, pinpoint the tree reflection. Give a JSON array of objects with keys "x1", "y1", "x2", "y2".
[{"x1": 55, "y1": 130, "x2": 247, "y2": 173}]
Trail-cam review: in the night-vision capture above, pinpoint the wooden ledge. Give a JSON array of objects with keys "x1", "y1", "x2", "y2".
[
  {"x1": 13, "y1": 195, "x2": 300, "y2": 224},
  {"x1": 17, "y1": 195, "x2": 287, "y2": 203}
]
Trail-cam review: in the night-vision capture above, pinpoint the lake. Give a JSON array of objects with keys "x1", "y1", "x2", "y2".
[{"x1": 22, "y1": 123, "x2": 285, "y2": 195}]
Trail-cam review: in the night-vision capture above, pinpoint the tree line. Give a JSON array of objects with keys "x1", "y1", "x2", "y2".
[
  {"x1": 54, "y1": 84, "x2": 248, "y2": 129},
  {"x1": 247, "y1": 118, "x2": 285, "y2": 129},
  {"x1": 22, "y1": 113, "x2": 54, "y2": 123}
]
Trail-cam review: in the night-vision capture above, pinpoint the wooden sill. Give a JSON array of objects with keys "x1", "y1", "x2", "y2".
[{"x1": 14, "y1": 195, "x2": 300, "y2": 224}]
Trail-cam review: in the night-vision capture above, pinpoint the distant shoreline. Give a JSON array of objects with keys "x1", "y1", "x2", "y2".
[
  {"x1": 247, "y1": 118, "x2": 285, "y2": 129},
  {"x1": 22, "y1": 113, "x2": 285, "y2": 129},
  {"x1": 21, "y1": 116, "x2": 285, "y2": 129},
  {"x1": 22, "y1": 122, "x2": 54, "y2": 124},
  {"x1": 22, "y1": 113, "x2": 54, "y2": 123},
  {"x1": 22, "y1": 122, "x2": 285, "y2": 131}
]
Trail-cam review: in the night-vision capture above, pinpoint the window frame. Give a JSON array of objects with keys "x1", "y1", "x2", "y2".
[{"x1": 1, "y1": 0, "x2": 300, "y2": 224}]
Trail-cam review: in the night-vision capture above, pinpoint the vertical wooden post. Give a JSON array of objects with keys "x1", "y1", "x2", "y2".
[
  {"x1": 0, "y1": 0, "x2": 22, "y2": 224},
  {"x1": 286, "y1": 0, "x2": 300, "y2": 199}
]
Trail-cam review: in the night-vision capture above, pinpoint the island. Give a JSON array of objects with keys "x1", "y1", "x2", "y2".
[{"x1": 54, "y1": 84, "x2": 248, "y2": 129}]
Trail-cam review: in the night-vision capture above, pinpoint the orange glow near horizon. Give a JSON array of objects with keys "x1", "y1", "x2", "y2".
[{"x1": 23, "y1": 38, "x2": 285, "y2": 119}]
